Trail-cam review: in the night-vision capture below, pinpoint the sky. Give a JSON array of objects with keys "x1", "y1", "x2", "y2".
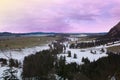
[{"x1": 0, "y1": 0, "x2": 120, "y2": 33}]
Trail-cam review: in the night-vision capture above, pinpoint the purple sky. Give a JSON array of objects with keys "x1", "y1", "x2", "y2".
[{"x1": 0, "y1": 0, "x2": 120, "y2": 33}]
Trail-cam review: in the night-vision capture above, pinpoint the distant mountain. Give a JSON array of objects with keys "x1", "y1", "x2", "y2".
[
  {"x1": 0, "y1": 32, "x2": 107, "y2": 38},
  {"x1": 0, "y1": 32, "x2": 61, "y2": 38},
  {"x1": 0, "y1": 32, "x2": 13, "y2": 36},
  {"x1": 107, "y1": 22, "x2": 120, "y2": 37}
]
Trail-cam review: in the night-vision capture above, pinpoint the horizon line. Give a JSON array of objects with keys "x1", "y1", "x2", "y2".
[{"x1": 0, "y1": 31, "x2": 108, "y2": 34}]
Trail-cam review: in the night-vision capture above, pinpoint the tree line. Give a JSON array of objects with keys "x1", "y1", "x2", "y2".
[{"x1": 70, "y1": 38, "x2": 120, "y2": 49}]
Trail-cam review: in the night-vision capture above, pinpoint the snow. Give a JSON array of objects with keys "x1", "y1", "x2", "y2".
[
  {"x1": 0, "y1": 66, "x2": 22, "y2": 80},
  {"x1": 58, "y1": 43, "x2": 108, "y2": 65},
  {"x1": 70, "y1": 34, "x2": 88, "y2": 37},
  {"x1": 0, "y1": 37, "x2": 120, "y2": 79},
  {"x1": 67, "y1": 37, "x2": 78, "y2": 41},
  {"x1": 0, "y1": 44, "x2": 50, "y2": 80},
  {"x1": 0, "y1": 66, "x2": 7, "y2": 80},
  {"x1": 0, "y1": 44, "x2": 49, "y2": 62},
  {"x1": 57, "y1": 40, "x2": 120, "y2": 65},
  {"x1": 105, "y1": 43, "x2": 120, "y2": 48}
]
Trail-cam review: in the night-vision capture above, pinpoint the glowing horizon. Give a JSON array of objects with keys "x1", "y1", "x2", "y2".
[{"x1": 0, "y1": 0, "x2": 120, "y2": 33}]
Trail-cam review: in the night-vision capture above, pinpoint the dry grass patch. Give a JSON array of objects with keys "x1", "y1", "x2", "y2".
[
  {"x1": 0, "y1": 36, "x2": 58, "y2": 49},
  {"x1": 107, "y1": 46, "x2": 120, "y2": 53}
]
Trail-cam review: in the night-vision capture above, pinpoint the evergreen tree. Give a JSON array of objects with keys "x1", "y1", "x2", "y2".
[
  {"x1": 73, "y1": 54, "x2": 77, "y2": 59},
  {"x1": 67, "y1": 51, "x2": 71, "y2": 57}
]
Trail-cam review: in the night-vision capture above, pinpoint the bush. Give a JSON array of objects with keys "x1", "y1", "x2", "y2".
[
  {"x1": 9, "y1": 59, "x2": 19, "y2": 68},
  {"x1": 0, "y1": 58, "x2": 7, "y2": 65},
  {"x1": 101, "y1": 48, "x2": 105, "y2": 53}
]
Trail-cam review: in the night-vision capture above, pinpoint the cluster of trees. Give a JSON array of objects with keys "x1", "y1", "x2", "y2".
[
  {"x1": 0, "y1": 58, "x2": 20, "y2": 68},
  {"x1": 55, "y1": 56, "x2": 90, "y2": 80},
  {"x1": 55, "y1": 56, "x2": 79, "y2": 80},
  {"x1": 22, "y1": 38, "x2": 69, "y2": 79},
  {"x1": 22, "y1": 49, "x2": 120, "y2": 80},
  {"x1": 22, "y1": 50, "x2": 56, "y2": 79},
  {"x1": 82, "y1": 57, "x2": 90, "y2": 64},
  {"x1": 9, "y1": 58, "x2": 21, "y2": 68},
  {"x1": 0, "y1": 58, "x2": 7, "y2": 66},
  {"x1": 67, "y1": 51, "x2": 77, "y2": 59},
  {"x1": 48, "y1": 40, "x2": 66, "y2": 54},
  {"x1": 80, "y1": 52, "x2": 120, "y2": 80},
  {"x1": 70, "y1": 38, "x2": 120, "y2": 49},
  {"x1": 21, "y1": 37, "x2": 120, "y2": 80},
  {"x1": 22, "y1": 49, "x2": 86, "y2": 80},
  {"x1": 56, "y1": 52, "x2": 120, "y2": 80}
]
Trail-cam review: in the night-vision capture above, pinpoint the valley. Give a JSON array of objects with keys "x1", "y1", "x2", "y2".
[
  {"x1": 0, "y1": 33, "x2": 119, "y2": 80},
  {"x1": 0, "y1": 22, "x2": 120, "y2": 80}
]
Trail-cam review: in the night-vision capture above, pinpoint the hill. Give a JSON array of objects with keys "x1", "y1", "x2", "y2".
[{"x1": 107, "y1": 22, "x2": 120, "y2": 37}]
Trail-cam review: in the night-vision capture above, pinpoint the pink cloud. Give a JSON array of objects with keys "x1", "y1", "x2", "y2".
[{"x1": 0, "y1": 0, "x2": 120, "y2": 33}]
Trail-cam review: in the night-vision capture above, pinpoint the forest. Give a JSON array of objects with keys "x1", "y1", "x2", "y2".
[{"x1": 22, "y1": 46, "x2": 120, "y2": 80}]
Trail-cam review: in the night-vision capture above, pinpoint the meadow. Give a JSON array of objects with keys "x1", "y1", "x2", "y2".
[{"x1": 0, "y1": 36, "x2": 58, "y2": 49}]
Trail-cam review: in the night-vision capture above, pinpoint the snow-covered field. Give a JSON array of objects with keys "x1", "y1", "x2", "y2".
[
  {"x1": 70, "y1": 34, "x2": 88, "y2": 37},
  {"x1": 0, "y1": 37, "x2": 120, "y2": 80},
  {"x1": 57, "y1": 40, "x2": 120, "y2": 65},
  {"x1": 58, "y1": 43, "x2": 108, "y2": 65},
  {"x1": 0, "y1": 44, "x2": 49, "y2": 62}
]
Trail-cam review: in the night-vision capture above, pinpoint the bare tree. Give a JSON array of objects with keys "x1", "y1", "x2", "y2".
[{"x1": 1, "y1": 47, "x2": 19, "y2": 80}]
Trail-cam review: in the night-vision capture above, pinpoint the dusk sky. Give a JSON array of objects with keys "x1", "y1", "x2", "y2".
[{"x1": 0, "y1": 0, "x2": 120, "y2": 33}]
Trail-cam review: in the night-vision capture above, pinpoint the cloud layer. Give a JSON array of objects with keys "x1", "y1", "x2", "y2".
[{"x1": 0, "y1": 0, "x2": 120, "y2": 33}]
